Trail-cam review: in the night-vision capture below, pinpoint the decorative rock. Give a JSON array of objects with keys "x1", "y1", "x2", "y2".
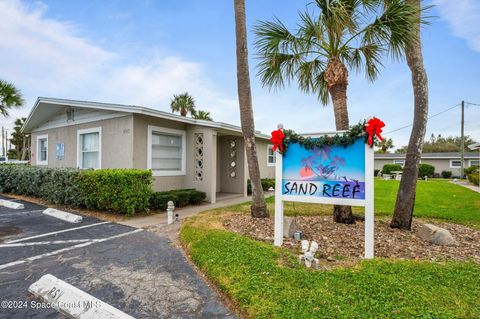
[
  {"x1": 417, "y1": 224, "x2": 457, "y2": 246},
  {"x1": 283, "y1": 216, "x2": 301, "y2": 238}
]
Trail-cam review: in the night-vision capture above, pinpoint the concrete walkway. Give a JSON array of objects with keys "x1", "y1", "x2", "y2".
[
  {"x1": 119, "y1": 195, "x2": 253, "y2": 229},
  {"x1": 452, "y1": 181, "x2": 480, "y2": 193}
]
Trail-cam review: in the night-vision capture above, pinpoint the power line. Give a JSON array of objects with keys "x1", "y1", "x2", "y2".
[
  {"x1": 465, "y1": 102, "x2": 480, "y2": 107},
  {"x1": 384, "y1": 103, "x2": 461, "y2": 135}
]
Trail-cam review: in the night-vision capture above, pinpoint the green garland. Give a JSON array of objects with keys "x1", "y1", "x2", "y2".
[{"x1": 280, "y1": 121, "x2": 370, "y2": 154}]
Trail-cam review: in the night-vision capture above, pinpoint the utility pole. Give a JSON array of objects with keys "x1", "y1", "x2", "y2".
[{"x1": 460, "y1": 100, "x2": 465, "y2": 179}]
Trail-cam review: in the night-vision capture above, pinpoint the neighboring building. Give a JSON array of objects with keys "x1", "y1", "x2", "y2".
[
  {"x1": 375, "y1": 152, "x2": 480, "y2": 177},
  {"x1": 22, "y1": 97, "x2": 276, "y2": 203}
]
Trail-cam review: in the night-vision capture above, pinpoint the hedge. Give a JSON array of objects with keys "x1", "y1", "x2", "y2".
[
  {"x1": 79, "y1": 169, "x2": 152, "y2": 215},
  {"x1": 0, "y1": 165, "x2": 152, "y2": 216},
  {"x1": 418, "y1": 163, "x2": 435, "y2": 178},
  {"x1": 247, "y1": 178, "x2": 275, "y2": 194},
  {"x1": 150, "y1": 189, "x2": 206, "y2": 211},
  {"x1": 381, "y1": 164, "x2": 403, "y2": 174},
  {"x1": 468, "y1": 173, "x2": 479, "y2": 186},
  {"x1": 441, "y1": 170, "x2": 452, "y2": 178}
]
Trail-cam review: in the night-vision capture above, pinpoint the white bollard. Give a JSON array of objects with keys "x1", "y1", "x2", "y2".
[{"x1": 167, "y1": 201, "x2": 175, "y2": 225}]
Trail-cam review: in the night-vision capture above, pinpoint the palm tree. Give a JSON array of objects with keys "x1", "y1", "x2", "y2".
[
  {"x1": 391, "y1": 0, "x2": 429, "y2": 230},
  {"x1": 255, "y1": 0, "x2": 418, "y2": 223},
  {"x1": 375, "y1": 138, "x2": 395, "y2": 153},
  {"x1": 0, "y1": 79, "x2": 24, "y2": 117},
  {"x1": 170, "y1": 93, "x2": 196, "y2": 117},
  {"x1": 234, "y1": 0, "x2": 267, "y2": 218},
  {"x1": 192, "y1": 110, "x2": 213, "y2": 121}
]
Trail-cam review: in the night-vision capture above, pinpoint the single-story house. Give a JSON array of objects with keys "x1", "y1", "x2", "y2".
[
  {"x1": 22, "y1": 97, "x2": 276, "y2": 203},
  {"x1": 374, "y1": 152, "x2": 480, "y2": 177}
]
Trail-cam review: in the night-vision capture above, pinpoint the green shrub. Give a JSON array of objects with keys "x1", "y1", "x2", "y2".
[
  {"x1": 0, "y1": 165, "x2": 152, "y2": 216},
  {"x1": 418, "y1": 163, "x2": 435, "y2": 178},
  {"x1": 465, "y1": 165, "x2": 479, "y2": 175},
  {"x1": 468, "y1": 173, "x2": 479, "y2": 186},
  {"x1": 150, "y1": 193, "x2": 179, "y2": 211},
  {"x1": 188, "y1": 190, "x2": 207, "y2": 204},
  {"x1": 381, "y1": 164, "x2": 403, "y2": 174},
  {"x1": 247, "y1": 178, "x2": 276, "y2": 194},
  {"x1": 79, "y1": 169, "x2": 152, "y2": 216},
  {"x1": 441, "y1": 170, "x2": 452, "y2": 178},
  {"x1": 374, "y1": 169, "x2": 380, "y2": 176},
  {"x1": 150, "y1": 189, "x2": 207, "y2": 210}
]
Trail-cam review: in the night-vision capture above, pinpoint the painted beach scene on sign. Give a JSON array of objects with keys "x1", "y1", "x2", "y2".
[{"x1": 282, "y1": 138, "x2": 366, "y2": 200}]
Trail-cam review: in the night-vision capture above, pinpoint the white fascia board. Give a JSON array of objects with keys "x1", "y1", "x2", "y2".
[{"x1": 23, "y1": 97, "x2": 271, "y2": 139}]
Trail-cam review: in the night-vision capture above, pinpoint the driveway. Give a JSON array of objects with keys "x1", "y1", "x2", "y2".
[{"x1": 0, "y1": 195, "x2": 234, "y2": 318}]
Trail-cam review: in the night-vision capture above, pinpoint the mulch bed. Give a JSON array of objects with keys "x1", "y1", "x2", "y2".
[{"x1": 223, "y1": 214, "x2": 480, "y2": 263}]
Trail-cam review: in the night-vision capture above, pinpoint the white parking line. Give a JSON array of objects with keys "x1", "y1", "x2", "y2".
[
  {"x1": 5, "y1": 222, "x2": 110, "y2": 244},
  {"x1": 29, "y1": 274, "x2": 135, "y2": 319},
  {"x1": 0, "y1": 229, "x2": 142, "y2": 270},
  {"x1": 0, "y1": 239, "x2": 92, "y2": 247}
]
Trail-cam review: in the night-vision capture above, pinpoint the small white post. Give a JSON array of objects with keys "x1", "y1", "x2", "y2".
[
  {"x1": 167, "y1": 201, "x2": 175, "y2": 225},
  {"x1": 364, "y1": 145, "x2": 375, "y2": 259},
  {"x1": 274, "y1": 123, "x2": 284, "y2": 247}
]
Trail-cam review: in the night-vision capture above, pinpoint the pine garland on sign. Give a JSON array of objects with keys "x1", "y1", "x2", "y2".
[{"x1": 272, "y1": 120, "x2": 386, "y2": 154}]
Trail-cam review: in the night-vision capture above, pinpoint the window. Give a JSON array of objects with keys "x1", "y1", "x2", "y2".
[
  {"x1": 450, "y1": 160, "x2": 462, "y2": 168},
  {"x1": 267, "y1": 144, "x2": 276, "y2": 166},
  {"x1": 393, "y1": 159, "x2": 405, "y2": 167},
  {"x1": 36, "y1": 134, "x2": 48, "y2": 165},
  {"x1": 147, "y1": 126, "x2": 186, "y2": 176},
  {"x1": 469, "y1": 159, "x2": 479, "y2": 167},
  {"x1": 77, "y1": 127, "x2": 101, "y2": 169}
]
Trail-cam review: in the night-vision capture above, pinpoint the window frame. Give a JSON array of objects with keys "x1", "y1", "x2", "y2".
[
  {"x1": 36, "y1": 134, "x2": 48, "y2": 165},
  {"x1": 450, "y1": 159, "x2": 462, "y2": 168},
  {"x1": 267, "y1": 144, "x2": 276, "y2": 166},
  {"x1": 147, "y1": 125, "x2": 186, "y2": 177},
  {"x1": 393, "y1": 159, "x2": 405, "y2": 167},
  {"x1": 469, "y1": 159, "x2": 479, "y2": 167},
  {"x1": 77, "y1": 127, "x2": 102, "y2": 169}
]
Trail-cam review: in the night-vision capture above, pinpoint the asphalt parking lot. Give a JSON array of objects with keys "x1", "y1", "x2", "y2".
[{"x1": 0, "y1": 194, "x2": 233, "y2": 318}]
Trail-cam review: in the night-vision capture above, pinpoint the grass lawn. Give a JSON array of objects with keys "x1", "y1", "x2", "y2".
[
  {"x1": 227, "y1": 179, "x2": 480, "y2": 228},
  {"x1": 180, "y1": 179, "x2": 480, "y2": 318}
]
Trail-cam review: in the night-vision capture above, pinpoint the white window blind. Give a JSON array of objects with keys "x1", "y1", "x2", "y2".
[
  {"x1": 151, "y1": 132, "x2": 183, "y2": 171},
  {"x1": 80, "y1": 132, "x2": 99, "y2": 169}
]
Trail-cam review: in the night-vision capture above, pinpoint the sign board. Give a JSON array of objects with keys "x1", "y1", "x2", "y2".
[{"x1": 274, "y1": 134, "x2": 375, "y2": 259}]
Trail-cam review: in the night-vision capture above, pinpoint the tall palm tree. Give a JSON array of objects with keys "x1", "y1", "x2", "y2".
[
  {"x1": 234, "y1": 0, "x2": 267, "y2": 218},
  {"x1": 391, "y1": 0, "x2": 429, "y2": 230},
  {"x1": 0, "y1": 79, "x2": 24, "y2": 117},
  {"x1": 192, "y1": 110, "x2": 213, "y2": 121},
  {"x1": 170, "y1": 93, "x2": 196, "y2": 117},
  {"x1": 255, "y1": 0, "x2": 418, "y2": 223}
]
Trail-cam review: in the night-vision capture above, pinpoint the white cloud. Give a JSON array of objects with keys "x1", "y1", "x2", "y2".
[
  {"x1": 0, "y1": 0, "x2": 240, "y2": 133},
  {"x1": 434, "y1": 0, "x2": 480, "y2": 52}
]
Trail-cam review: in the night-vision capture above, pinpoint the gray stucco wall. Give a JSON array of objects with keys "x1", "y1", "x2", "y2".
[
  {"x1": 132, "y1": 114, "x2": 219, "y2": 201},
  {"x1": 31, "y1": 115, "x2": 134, "y2": 169},
  {"x1": 255, "y1": 139, "x2": 275, "y2": 179},
  {"x1": 374, "y1": 157, "x2": 475, "y2": 177}
]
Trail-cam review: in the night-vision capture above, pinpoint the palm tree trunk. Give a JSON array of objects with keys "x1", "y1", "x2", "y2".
[
  {"x1": 21, "y1": 136, "x2": 27, "y2": 161},
  {"x1": 391, "y1": 0, "x2": 428, "y2": 230},
  {"x1": 234, "y1": 0, "x2": 267, "y2": 218},
  {"x1": 180, "y1": 108, "x2": 187, "y2": 117},
  {"x1": 328, "y1": 82, "x2": 355, "y2": 224}
]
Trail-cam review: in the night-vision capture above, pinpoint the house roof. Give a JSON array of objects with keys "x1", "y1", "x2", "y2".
[
  {"x1": 375, "y1": 152, "x2": 480, "y2": 159},
  {"x1": 22, "y1": 97, "x2": 271, "y2": 139}
]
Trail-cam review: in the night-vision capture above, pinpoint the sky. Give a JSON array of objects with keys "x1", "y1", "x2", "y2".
[{"x1": 0, "y1": 0, "x2": 479, "y2": 151}]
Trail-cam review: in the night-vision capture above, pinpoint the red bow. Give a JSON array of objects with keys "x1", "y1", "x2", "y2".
[
  {"x1": 270, "y1": 129, "x2": 285, "y2": 152},
  {"x1": 366, "y1": 117, "x2": 385, "y2": 147}
]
